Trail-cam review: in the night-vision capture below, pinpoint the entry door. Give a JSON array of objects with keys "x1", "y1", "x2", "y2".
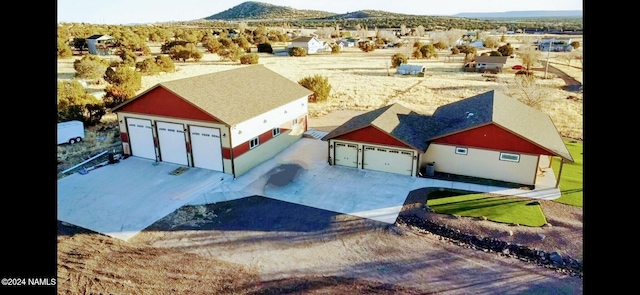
[
  {"x1": 156, "y1": 122, "x2": 188, "y2": 166},
  {"x1": 126, "y1": 118, "x2": 156, "y2": 160},
  {"x1": 189, "y1": 126, "x2": 223, "y2": 171},
  {"x1": 334, "y1": 142, "x2": 358, "y2": 168}
]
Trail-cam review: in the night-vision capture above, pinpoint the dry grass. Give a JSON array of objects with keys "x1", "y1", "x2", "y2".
[
  {"x1": 57, "y1": 34, "x2": 583, "y2": 140},
  {"x1": 57, "y1": 226, "x2": 260, "y2": 294}
]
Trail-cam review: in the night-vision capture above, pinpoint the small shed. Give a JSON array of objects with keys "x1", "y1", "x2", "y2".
[
  {"x1": 397, "y1": 64, "x2": 426, "y2": 75},
  {"x1": 86, "y1": 34, "x2": 116, "y2": 56}
]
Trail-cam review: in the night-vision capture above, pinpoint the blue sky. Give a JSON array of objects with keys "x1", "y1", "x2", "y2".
[{"x1": 57, "y1": 0, "x2": 583, "y2": 25}]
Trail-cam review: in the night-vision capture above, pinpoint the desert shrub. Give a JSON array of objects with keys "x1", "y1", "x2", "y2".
[
  {"x1": 118, "y1": 48, "x2": 138, "y2": 67},
  {"x1": 497, "y1": 43, "x2": 514, "y2": 57},
  {"x1": 289, "y1": 46, "x2": 307, "y2": 57},
  {"x1": 358, "y1": 42, "x2": 375, "y2": 52},
  {"x1": 161, "y1": 40, "x2": 188, "y2": 53},
  {"x1": 136, "y1": 58, "x2": 161, "y2": 75},
  {"x1": 257, "y1": 43, "x2": 273, "y2": 53},
  {"x1": 390, "y1": 53, "x2": 408, "y2": 68},
  {"x1": 73, "y1": 54, "x2": 110, "y2": 80},
  {"x1": 414, "y1": 44, "x2": 437, "y2": 59},
  {"x1": 451, "y1": 47, "x2": 460, "y2": 54},
  {"x1": 298, "y1": 74, "x2": 331, "y2": 103},
  {"x1": 218, "y1": 43, "x2": 245, "y2": 62},
  {"x1": 57, "y1": 39, "x2": 73, "y2": 58},
  {"x1": 515, "y1": 70, "x2": 534, "y2": 77},
  {"x1": 433, "y1": 41, "x2": 448, "y2": 50},
  {"x1": 570, "y1": 41, "x2": 580, "y2": 49},
  {"x1": 489, "y1": 51, "x2": 502, "y2": 56},
  {"x1": 240, "y1": 53, "x2": 259, "y2": 64},
  {"x1": 168, "y1": 43, "x2": 202, "y2": 62},
  {"x1": 154, "y1": 55, "x2": 175, "y2": 72},
  {"x1": 330, "y1": 44, "x2": 341, "y2": 54}
]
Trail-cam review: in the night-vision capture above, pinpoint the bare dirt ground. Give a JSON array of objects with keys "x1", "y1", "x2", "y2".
[{"x1": 57, "y1": 33, "x2": 583, "y2": 294}]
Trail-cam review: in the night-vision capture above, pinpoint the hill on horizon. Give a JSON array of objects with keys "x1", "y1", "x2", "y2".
[
  {"x1": 203, "y1": 1, "x2": 582, "y2": 21},
  {"x1": 204, "y1": 1, "x2": 335, "y2": 20}
]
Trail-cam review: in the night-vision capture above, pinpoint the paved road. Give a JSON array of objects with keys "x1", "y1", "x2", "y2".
[{"x1": 536, "y1": 61, "x2": 582, "y2": 92}]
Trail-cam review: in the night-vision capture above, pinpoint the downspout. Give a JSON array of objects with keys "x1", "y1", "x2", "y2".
[{"x1": 229, "y1": 125, "x2": 236, "y2": 178}]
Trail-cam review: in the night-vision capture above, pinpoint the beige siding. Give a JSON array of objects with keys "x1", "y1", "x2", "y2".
[
  {"x1": 422, "y1": 144, "x2": 538, "y2": 185},
  {"x1": 233, "y1": 130, "x2": 302, "y2": 177}
]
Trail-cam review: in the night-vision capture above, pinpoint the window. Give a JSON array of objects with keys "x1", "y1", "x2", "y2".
[
  {"x1": 272, "y1": 127, "x2": 281, "y2": 137},
  {"x1": 499, "y1": 152, "x2": 520, "y2": 162},
  {"x1": 250, "y1": 137, "x2": 259, "y2": 149},
  {"x1": 292, "y1": 118, "x2": 298, "y2": 126},
  {"x1": 455, "y1": 147, "x2": 468, "y2": 155}
]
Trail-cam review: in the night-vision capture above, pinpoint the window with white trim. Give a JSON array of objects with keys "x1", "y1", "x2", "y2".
[
  {"x1": 499, "y1": 152, "x2": 520, "y2": 162},
  {"x1": 272, "y1": 127, "x2": 281, "y2": 137},
  {"x1": 250, "y1": 137, "x2": 259, "y2": 149},
  {"x1": 455, "y1": 147, "x2": 468, "y2": 155}
]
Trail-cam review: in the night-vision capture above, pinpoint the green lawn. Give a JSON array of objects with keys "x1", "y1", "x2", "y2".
[
  {"x1": 551, "y1": 140, "x2": 583, "y2": 207},
  {"x1": 427, "y1": 190, "x2": 547, "y2": 227}
]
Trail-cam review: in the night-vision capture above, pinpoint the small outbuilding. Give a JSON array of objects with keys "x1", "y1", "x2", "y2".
[
  {"x1": 397, "y1": 64, "x2": 426, "y2": 75},
  {"x1": 86, "y1": 34, "x2": 116, "y2": 55}
]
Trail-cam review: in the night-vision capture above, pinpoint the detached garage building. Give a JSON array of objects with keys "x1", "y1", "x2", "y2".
[
  {"x1": 322, "y1": 90, "x2": 574, "y2": 186},
  {"x1": 111, "y1": 65, "x2": 313, "y2": 178}
]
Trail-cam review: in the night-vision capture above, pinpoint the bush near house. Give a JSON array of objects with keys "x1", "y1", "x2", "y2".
[
  {"x1": 298, "y1": 74, "x2": 331, "y2": 103},
  {"x1": 289, "y1": 46, "x2": 307, "y2": 57},
  {"x1": 390, "y1": 53, "x2": 408, "y2": 68},
  {"x1": 240, "y1": 53, "x2": 259, "y2": 64}
]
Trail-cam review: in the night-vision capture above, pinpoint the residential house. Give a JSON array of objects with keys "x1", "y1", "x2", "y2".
[
  {"x1": 465, "y1": 56, "x2": 509, "y2": 73},
  {"x1": 321, "y1": 90, "x2": 574, "y2": 186},
  {"x1": 288, "y1": 36, "x2": 325, "y2": 54}
]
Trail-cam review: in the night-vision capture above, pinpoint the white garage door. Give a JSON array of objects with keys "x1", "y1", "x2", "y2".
[
  {"x1": 363, "y1": 146, "x2": 414, "y2": 176},
  {"x1": 126, "y1": 118, "x2": 155, "y2": 160},
  {"x1": 334, "y1": 142, "x2": 358, "y2": 168},
  {"x1": 157, "y1": 122, "x2": 188, "y2": 166},
  {"x1": 189, "y1": 126, "x2": 223, "y2": 171}
]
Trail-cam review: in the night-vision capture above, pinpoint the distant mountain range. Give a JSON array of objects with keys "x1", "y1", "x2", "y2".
[
  {"x1": 203, "y1": 1, "x2": 582, "y2": 20},
  {"x1": 453, "y1": 10, "x2": 582, "y2": 18}
]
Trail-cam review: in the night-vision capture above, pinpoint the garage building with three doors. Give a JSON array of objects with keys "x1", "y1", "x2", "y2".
[{"x1": 112, "y1": 65, "x2": 313, "y2": 178}]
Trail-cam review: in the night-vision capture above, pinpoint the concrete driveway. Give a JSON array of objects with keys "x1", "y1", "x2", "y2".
[{"x1": 58, "y1": 136, "x2": 560, "y2": 241}]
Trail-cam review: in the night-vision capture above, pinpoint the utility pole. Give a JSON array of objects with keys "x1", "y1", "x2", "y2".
[{"x1": 544, "y1": 38, "x2": 551, "y2": 79}]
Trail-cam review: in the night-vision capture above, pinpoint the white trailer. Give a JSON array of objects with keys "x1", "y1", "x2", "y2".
[{"x1": 57, "y1": 120, "x2": 85, "y2": 145}]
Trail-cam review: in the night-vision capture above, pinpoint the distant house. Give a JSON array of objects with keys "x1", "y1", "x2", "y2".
[
  {"x1": 465, "y1": 56, "x2": 508, "y2": 73},
  {"x1": 339, "y1": 38, "x2": 356, "y2": 47},
  {"x1": 288, "y1": 36, "x2": 325, "y2": 54},
  {"x1": 397, "y1": 64, "x2": 426, "y2": 75},
  {"x1": 321, "y1": 90, "x2": 574, "y2": 186},
  {"x1": 86, "y1": 34, "x2": 116, "y2": 55},
  {"x1": 537, "y1": 38, "x2": 573, "y2": 52}
]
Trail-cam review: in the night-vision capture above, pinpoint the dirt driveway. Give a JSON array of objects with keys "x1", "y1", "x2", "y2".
[{"x1": 130, "y1": 195, "x2": 582, "y2": 294}]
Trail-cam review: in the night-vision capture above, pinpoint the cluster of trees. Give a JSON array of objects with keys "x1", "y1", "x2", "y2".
[{"x1": 298, "y1": 75, "x2": 331, "y2": 103}]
